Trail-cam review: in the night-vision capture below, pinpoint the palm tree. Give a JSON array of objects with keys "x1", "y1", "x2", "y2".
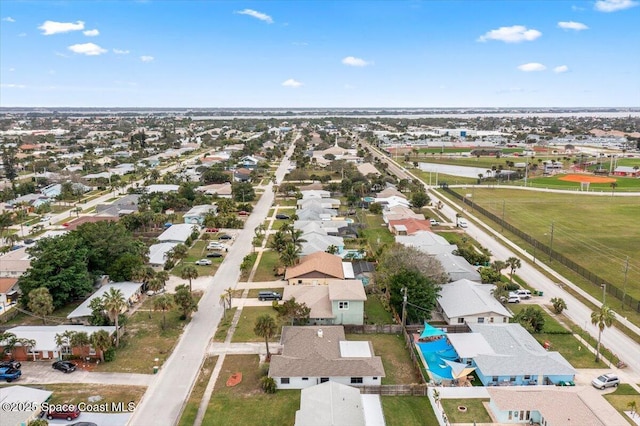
[
  {"x1": 505, "y1": 257, "x2": 522, "y2": 284},
  {"x1": 90, "y1": 329, "x2": 112, "y2": 363},
  {"x1": 254, "y1": 314, "x2": 277, "y2": 360},
  {"x1": 70, "y1": 331, "x2": 90, "y2": 360},
  {"x1": 103, "y1": 288, "x2": 127, "y2": 348},
  {"x1": 155, "y1": 271, "x2": 170, "y2": 292},
  {"x1": 491, "y1": 260, "x2": 506, "y2": 274},
  {"x1": 550, "y1": 297, "x2": 567, "y2": 314},
  {"x1": 181, "y1": 265, "x2": 199, "y2": 293},
  {"x1": 153, "y1": 294, "x2": 174, "y2": 329},
  {"x1": 54, "y1": 330, "x2": 74, "y2": 360},
  {"x1": 591, "y1": 305, "x2": 615, "y2": 363},
  {"x1": 168, "y1": 244, "x2": 188, "y2": 263},
  {"x1": 610, "y1": 182, "x2": 618, "y2": 197},
  {"x1": 280, "y1": 242, "x2": 301, "y2": 268},
  {"x1": 288, "y1": 228, "x2": 306, "y2": 250},
  {"x1": 269, "y1": 230, "x2": 288, "y2": 253},
  {"x1": 131, "y1": 266, "x2": 156, "y2": 290}
]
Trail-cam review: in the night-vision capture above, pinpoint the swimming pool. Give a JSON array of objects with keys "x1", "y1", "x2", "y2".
[{"x1": 416, "y1": 338, "x2": 458, "y2": 380}]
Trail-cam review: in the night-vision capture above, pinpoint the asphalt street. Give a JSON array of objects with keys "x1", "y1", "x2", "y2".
[{"x1": 127, "y1": 139, "x2": 296, "y2": 425}]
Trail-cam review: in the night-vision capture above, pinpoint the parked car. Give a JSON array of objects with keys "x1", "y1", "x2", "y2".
[
  {"x1": 219, "y1": 234, "x2": 233, "y2": 240},
  {"x1": 0, "y1": 367, "x2": 21, "y2": 382},
  {"x1": 592, "y1": 374, "x2": 620, "y2": 389},
  {"x1": 258, "y1": 291, "x2": 282, "y2": 301},
  {"x1": 238, "y1": 210, "x2": 249, "y2": 216},
  {"x1": 457, "y1": 218, "x2": 468, "y2": 228},
  {"x1": 429, "y1": 219, "x2": 440, "y2": 226},
  {"x1": 205, "y1": 228, "x2": 220, "y2": 233},
  {"x1": 195, "y1": 259, "x2": 212, "y2": 266},
  {"x1": 46, "y1": 406, "x2": 81, "y2": 421},
  {"x1": 275, "y1": 214, "x2": 290, "y2": 220},
  {"x1": 207, "y1": 242, "x2": 224, "y2": 250},
  {"x1": 23, "y1": 238, "x2": 36, "y2": 245},
  {"x1": 206, "y1": 252, "x2": 223, "y2": 258},
  {"x1": 0, "y1": 360, "x2": 21, "y2": 369},
  {"x1": 501, "y1": 295, "x2": 520, "y2": 303},
  {"x1": 512, "y1": 289, "x2": 532, "y2": 299},
  {"x1": 52, "y1": 360, "x2": 77, "y2": 373},
  {"x1": 68, "y1": 422, "x2": 98, "y2": 426}
]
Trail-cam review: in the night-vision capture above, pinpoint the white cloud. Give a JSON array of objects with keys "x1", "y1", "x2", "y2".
[
  {"x1": 235, "y1": 9, "x2": 273, "y2": 24},
  {"x1": 67, "y1": 43, "x2": 107, "y2": 56},
  {"x1": 113, "y1": 49, "x2": 130, "y2": 55},
  {"x1": 38, "y1": 20, "x2": 85, "y2": 35},
  {"x1": 1, "y1": 83, "x2": 26, "y2": 89},
  {"x1": 554, "y1": 65, "x2": 569, "y2": 73},
  {"x1": 595, "y1": 0, "x2": 638, "y2": 12},
  {"x1": 83, "y1": 29, "x2": 100, "y2": 37},
  {"x1": 9, "y1": 68, "x2": 15, "y2": 72},
  {"x1": 478, "y1": 25, "x2": 542, "y2": 43},
  {"x1": 517, "y1": 62, "x2": 546, "y2": 72},
  {"x1": 342, "y1": 56, "x2": 372, "y2": 67},
  {"x1": 140, "y1": 55, "x2": 154, "y2": 62},
  {"x1": 282, "y1": 79, "x2": 303, "y2": 88},
  {"x1": 558, "y1": 21, "x2": 589, "y2": 30},
  {"x1": 2, "y1": 17, "x2": 16, "y2": 22}
]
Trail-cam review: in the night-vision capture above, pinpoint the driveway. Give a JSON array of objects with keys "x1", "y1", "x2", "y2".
[{"x1": 17, "y1": 362, "x2": 154, "y2": 386}]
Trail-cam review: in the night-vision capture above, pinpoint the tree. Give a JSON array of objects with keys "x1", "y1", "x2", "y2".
[
  {"x1": 90, "y1": 329, "x2": 112, "y2": 362},
  {"x1": 153, "y1": 294, "x2": 174, "y2": 329},
  {"x1": 591, "y1": 305, "x2": 615, "y2": 363},
  {"x1": 18, "y1": 233, "x2": 93, "y2": 309},
  {"x1": 388, "y1": 269, "x2": 441, "y2": 323},
  {"x1": 220, "y1": 287, "x2": 233, "y2": 319},
  {"x1": 27, "y1": 287, "x2": 54, "y2": 324},
  {"x1": 279, "y1": 242, "x2": 301, "y2": 268},
  {"x1": 2, "y1": 147, "x2": 18, "y2": 187},
  {"x1": 478, "y1": 266, "x2": 502, "y2": 284},
  {"x1": 167, "y1": 244, "x2": 188, "y2": 263},
  {"x1": 627, "y1": 401, "x2": 637, "y2": 417},
  {"x1": 274, "y1": 297, "x2": 310, "y2": 325},
  {"x1": 155, "y1": 270, "x2": 170, "y2": 291},
  {"x1": 491, "y1": 282, "x2": 511, "y2": 302},
  {"x1": 513, "y1": 306, "x2": 545, "y2": 333},
  {"x1": 54, "y1": 331, "x2": 74, "y2": 360},
  {"x1": 269, "y1": 230, "x2": 288, "y2": 253},
  {"x1": 610, "y1": 182, "x2": 618, "y2": 196},
  {"x1": 325, "y1": 245, "x2": 338, "y2": 255},
  {"x1": 410, "y1": 191, "x2": 430, "y2": 209},
  {"x1": 551, "y1": 297, "x2": 567, "y2": 314},
  {"x1": 368, "y1": 202, "x2": 383, "y2": 214},
  {"x1": 27, "y1": 419, "x2": 49, "y2": 426},
  {"x1": 174, "y1": 284, "x2": 198, "y2": 319},
  {"x1": 69, "y1": 331, "x2": 90, "y2": 360},
  {"x1": 505, "y1": 257, "x2": 522, "y2": 284},
  {"x1": 103, "y1": 288, "x2": 127, "y2": 348},
  {"x1": 232, "y1": 182, "x2": 256, "y2": 202},
  {"x1": 131, "y1": 265, "x2": 156, "y2": 290},
  {"x1": 180, "y1": 265, "x2": 199, "y2": 293},
  {"x1": 491, "y1": 260, "x2": 506, "y2": 274},
  {"x1": 254, "y1": 314, "x2": 277, "y2": 359}
]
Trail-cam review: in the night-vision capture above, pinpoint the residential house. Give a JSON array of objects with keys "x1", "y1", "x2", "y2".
[
  {"x1": 300, "y1": 189, "x2": 331, "y2": 199},
  {"x1": 351, "y1": 261, "x2": 376, "y2": 286},
  {"x1": 285, "y1": 252, "x2": 348, "y2": 285},
  {"x1": 297, "y1": 198, "x2": 341, "y2": 210},
  {"x1": 296, "y1": 207, "x2": 338, "y2": 221},
  {"x1": 388, "y1": 218, "x2": 432, "y2": 236},
  {"x1": 0, "y1": 247, "x2": 31, "y2": 278},
  {"x1": 374, "y1": 195, "x2": 411, "y2": 209},
  {"x1": 146, "y1": 184, "x2": 180, "y2": 194},
  {"x1": 300, "y1": 233, "x2": 345, "y2": 257},
  {"x1": 183, "y1": 204, "x2": 217, "y2": 225},
  {"x1": 295, "y1": 220, "x2": 350, "y2": 236},
  {"x1": 0, "y1": 278, "x2": 19, "y2": 307},
  {"x1": 63, "y1": 216, "x2": 119, "y2": 231},
  {"x1": 449, "y1": 323, "x2": 575, "y2": 386},
  {"x1": 356, "y1": 163, "x2": 381, "y2": 177},
  {"x1": 295, "y1": 381, "x2": 385, "y2": 426},
  {"x1": 233, "y1": 168, "x2": 252, "y2": 182},
  {"x1": 157, "y1": 223, "x2": 197, "y2": 244},
  {"x1": 434, "y1": 252, "x2": 481, "y2": 282},
  {"x1": 95, "y1": 194, "x2": 140, "y2": 217},
  {"x1": 148, "y1": 242, "x2": 179, "y2": 268},
  {"x1": 1, "y1": 386, "x2": 53, "y2": 426},
  {"x1": 239, "y1": 155, "x2": 262, "y2": 169},
  {"x1": 382, "y1": 205, "x2": 425, "y2": 223},
  {"x1": 377, "y1": 187, "x2": 405, "y2": 199},
  {"x1": 197, "y1": 182, "x2": 233, "y2": 198},
  {"x1": 487, "y1": 387, "x2": 621, "y2": 425},
  {"x1": 395, "y1": 230, "x2": 456, "y2": 255},
  {"x1": 283, "y1": 280, "x2": 366, "y2": 325},
  {"x1": 269, "y1": 326, "x2": 385, "y2": 389},
  {"x1": 67, "y1": 281, "x2": 142, "y2": 323},
  {"x1": 437, "y1": 279, "x2": 512, "y2": 325},
  {"x1": 0, "y1": 325, "x2": 116, "y2": 361}
]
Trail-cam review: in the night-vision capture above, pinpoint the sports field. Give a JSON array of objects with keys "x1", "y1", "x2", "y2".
[{"x1": 453, "y1": 188, "x2": 640, "y2": 304}]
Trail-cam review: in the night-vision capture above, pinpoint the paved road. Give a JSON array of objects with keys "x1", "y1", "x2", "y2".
[
  {"x1": 365, "y1": 142, "x2": 640, "y2": 383},
  {"x1": 128, "y1": 139, "x2": 296, "y2": 426}
]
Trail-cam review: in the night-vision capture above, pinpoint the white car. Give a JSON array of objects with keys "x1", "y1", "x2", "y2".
[
  {"x1": 194, "y1": 259, "x2": 212, "y2": 266},
  {"x1": 591, "y1": 374, "x2": 620, "y2": 389},
  {"x1": 429, "y1": 219, "x2": 440, "y2": 226},
  {"x1": 504, "y1": 295, "x2": 520, "y2": 303},
  {"x1": 457, "y1": 218, "x2": 468, "y2": 228}
]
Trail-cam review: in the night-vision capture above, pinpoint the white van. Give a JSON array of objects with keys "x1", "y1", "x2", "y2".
[
  {"x1": 457, "y1": 218, "x2": 468, "y2": 228},
  {"x1": 514, "y1": 289, "x2": 532, "y2": 299}
]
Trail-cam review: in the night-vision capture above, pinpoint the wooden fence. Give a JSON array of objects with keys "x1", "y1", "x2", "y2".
[
  {"x1": 343, "y1": 324, "x2": 403, "y2": 334},
  {"x1": 358, "y1": 384, "x2": 428, "y2": 396}
]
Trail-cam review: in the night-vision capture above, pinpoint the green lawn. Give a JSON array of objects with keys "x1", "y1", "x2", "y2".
[
  {"x1": 2, "y1": 299, "x2": 84, "y2": 326},
  {"x1": 232, "y1": 306, "x2": 279, "y2": 342},
  {"x1": 453, "y1": 188, "x2": 640, "y2": 308},
  {"x1": 364, "y1": 294, "x2": 394, "y2": 325},
  {"x1": 42, "y1": 384, "x2": 146, "y2": 409},
  {"x1": 214, "y1": 307, "x2": 238, "y2": 342},
  {"x1": 171, "y1": 240, "x2": 224, "y2": 277},
  {"x1": 202, "y1": 354, "x2": 300, "y2": 426},
  {"x1": 381, "y1": 396, "x2": 439, "y2": 426},
  {"x1": 252, "y1": 250, "x2": 281, "y2": 282},
  {"x1": 441, "y1": 398, "x2": 492, "y2": 423},
  {"x1": 95, "y1": 292, "x2": 202, "y2": 373},
  {"x1": 604, "y1": 385, "x2": 640, "y2": 425},
  {"x1": 179, "y1": 356, "x2": 218, "y2": 426},
  {"x1": 346, "y1": 334, "x2": 420, "y2": 384},
  {"x1": 359, "y1": 213, "x2": 394, "y2": 253}
]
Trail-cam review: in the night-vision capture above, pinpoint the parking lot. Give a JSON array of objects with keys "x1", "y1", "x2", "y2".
[{"x1": 15, "y1": 361, "x2": 154, "y2": 386}]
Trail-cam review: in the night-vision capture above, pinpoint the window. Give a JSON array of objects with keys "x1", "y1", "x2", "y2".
[
  {"x1": 61, "y1": 346, "x2": 71, "y2": 355},
  {"x1": 280, "y1": 378, "x2": 290, "y2": 384},
  {"x1": 350, "y1": 377, "x2": 363, "y2": 384},
  {"x1": 89, "y1": 346, "x2": 96, "y2": 356},
  {"x1": 508, "y1": 411, "x2": 513, "y2": 420},
  {"x1": 373, "y1": 377, "x2": 378, "y2": 380},
  {"x1": 320, "y1": 378, "x2": 329, "y2": 383},
  {"x1": 489, "y1": 317, "x2": 494, "y2": 323},
  {"x1": 492, "y1": 376, "x2": 498, "y2": 383},
  {"x1": 297, "y1": 280, "x2": 302, "y2": 285},
  {"x1": 302, "y1": 377, "x2": 308, "y2": 381},
  {"x1": 457, "y1": 318, "x2": 465, "y2": 324},
  {"x1": 503, "y1": 317, "x2": 508, "y2": 323},
  {"x1": 510, "y1": 376, "x2": 516, "y2": 382},
  {"x1": 524, "y1": 375, "x2": 531, "y2": 380},
  {"x1": 477, "y1": 317, "x2": 485, "y2": 323},
  {"x1": 338, "y1": 301, "x2": 349, "y2": 310}
]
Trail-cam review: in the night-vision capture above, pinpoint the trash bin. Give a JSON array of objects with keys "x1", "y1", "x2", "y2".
[
  {"x1": 153, "y1": 366, "x2": 159, "y2": 374},
  {"x1": 538, "y1": 291, "x2": 543, "y2": 297}
]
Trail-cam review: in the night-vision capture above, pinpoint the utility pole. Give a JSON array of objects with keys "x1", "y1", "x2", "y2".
[
  {"x1": 622, "y1": 256, "x2": 629, "y2": 310},
  {"x1": 548, "y1": 222, "x2": 554, "y2": 262},
  {"x1": 401, "y1": 287, "x2": 408, "y2": 329},
  {"x1": 601, "y1": 283, "x2": 607, "y2": 305},
  {"x1": 501, "y1": 200, "x2": 505, "y2": 232}
]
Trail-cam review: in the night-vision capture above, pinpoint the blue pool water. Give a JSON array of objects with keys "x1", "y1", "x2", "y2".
[
  {"x1": 416, "y1": 338, "x2": 458, "y2": 380},
  {"x1": 363, "y1": 196, "x2": 375, "y2": 202}
]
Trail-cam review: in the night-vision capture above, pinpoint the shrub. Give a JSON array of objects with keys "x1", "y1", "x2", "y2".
[
  {"x1": 260, "y1": 376, "x2": 277, "y2": 394},
  {"x1": 104, "y1": 347, "x2": 116, "y2": 362},
  {"x1": 259, "y1": 363, "x2": 270, "y2": 377}
]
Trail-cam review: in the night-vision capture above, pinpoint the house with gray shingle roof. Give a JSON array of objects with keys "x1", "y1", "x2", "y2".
[
  {"x1": 269, "y1": 326, "x2": 385, "y2": 389},
  {"x1": 283, "y1": 280, "x2": 366, "y2": 325},
  {"x1": 437, "y1": 279, "x2": 512, "y2": 325}
]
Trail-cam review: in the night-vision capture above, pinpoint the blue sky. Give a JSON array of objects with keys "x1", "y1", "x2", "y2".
[{"x1": 1, "y1": 0, "x2": 639, "y2": 108}]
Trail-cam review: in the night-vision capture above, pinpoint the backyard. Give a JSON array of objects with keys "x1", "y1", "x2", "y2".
[
  {"x1": 346, "y1": 333, "x2": 420, "y2": 384},
  {"x1": 441, "y1": 398, "x2": 492, "y2": 423},
  {"x1": 381, "y1": 396, "x2": 440, "y2": 426}
]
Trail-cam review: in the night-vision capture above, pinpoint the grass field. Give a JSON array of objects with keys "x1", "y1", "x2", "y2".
[
  {"x1": 214, "y1": 307, "x2": 237, "y2": 342},
  {"x1": 358, "y1": 213, "x2": 394, "y2": 253},
  {"x1": 202, "y1": 354, "x2": 300, "y2": 426},
  {"x1": 44, "y1": 384, "x2": 147, "y2": 409},
  {"x1": 252, "y1": 250, "x2": 280, "y2": 282},
  {"x1": 381, "y1": 396, "x2": 440, "y2": 426},
  {"x1": 364, "y1": 294, "x2": 394, "y2": 325},
  {"x1": 346, "y1": 334, "x2": 420, "y2": 384},
  {"x1": 178, "y1": 355, "x2": 218, "y2": 426},
  {"x1": 450, "y1": 188, "x2": 640, "y2": 305},
  {"x1": 604, "y1": 384, "x2": 640, "y2": 425},
  {"x1": 441, "y1": 398, "x2": 492, "y2": 423},
  {"x1": 231, "y1": 306, "x2": 279, "y2": 342}
]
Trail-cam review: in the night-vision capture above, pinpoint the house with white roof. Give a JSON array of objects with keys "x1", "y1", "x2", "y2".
[
  {"x1": 283, "y1": 280, "x2": 366, "y2": 325},
  {"x1": 295, "y1": 381, "x2": 385, "y2": 426},
  {"x1": 300, "y1": 189, "x2": 331, "y2": 199},
  {"x1": 1, "y1": 386, "x2": 53, "y2": 426},
  {"x1": 67, "y1": 281, "x2": 142, "y2": 322},
  {"x1": 148, "y1": 242, "x2": 179, "y2": 268},
  {"x1": 146, "y1": 184, "x2": 180, "y2": 194},
  {"x1": 437, "y1": 279, "x2": 512, "y2": 325},
  {"x1": 374, "y1": 195, "x2": 411, "y2": 209},
  {"x1": 157, "y1": 223, "x2": 197, "y2": 244},
  {"x1": 183, "y1": 204, "x2": 217, "y2": 225},
  {"x1": 297, "y1": 207, "x2": 338, "y2": 221},
  {"x1": 297, "y1": 198, "x2": 341, "y2": 210},
  {"x1": 269, "y1": 326, "x2": 385, "y2": 389},
  {"x1": 300, "y1": 233, "x2": 345, "y2": 256}
]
